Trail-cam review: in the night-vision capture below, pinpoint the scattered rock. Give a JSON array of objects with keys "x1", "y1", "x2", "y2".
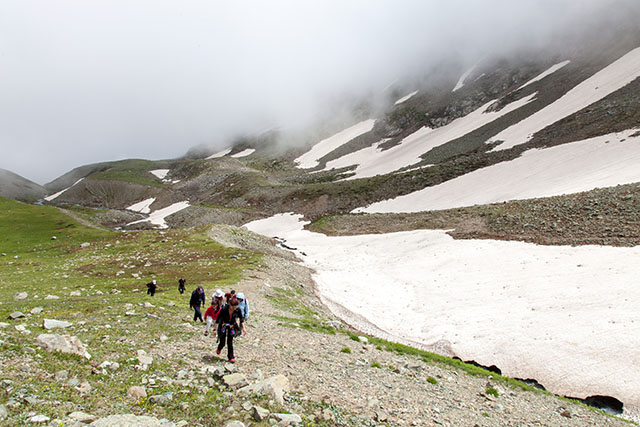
[
  {"x1": 36, "y1": 334, "x2": 91, "y2": 359},
  {"x1": 80, "y1": 242, "x2": 90, "y2": 248},
  {"x1": 0, "y1": 404, "x2": 7, "y2": 420},
  {"x1": 0, "y1": 322, "x2": 9, "y2": 328},
  {"x1": 44, "y1": 295, "x2": 60, "y2": 300},
  {"x1": 238, "y1": 375, "x2": 289, "y2": 405},
  {"x1": 68, "y1": 411, "x2": 99, "y2": 424},
  {"x1": 76, "y1": 380, "x2": 92, "y2": 394},
  {"x1": 70, "y1": 291, "x2": 82, "y2": 297},
  {"x1": 149, "y1": 392, "x2": 173, "y2": 405},
  {"x1": 144, "y1": 302, "x2": 154, "y2": 308},
  {"x1": 28, "y1": 414, "x2": 50, "y2": 423},
  {"x1": 54, "y1": 370, "x2": 69, "y2": 381},
  {"x1": 14, "y1": 292, "x2": 28, "y2": 301},
  {"x1": 222, "y1": 373, "x2": 249, "y2": 389},
  {"x1": 159, "y1": 335, "x2": 168, "y2": 342},
  {"x1": 224, "y1": 422, "x2": 245, "y2": 427},
  {"x1": 43, "y1": 319, "x2": 72, "y2": 330},
  {"x1": 128, "y1": 386, "x2": 147, "y2": 400},
  {"x1": 272, "y1": 413, "x2": 302, "y2": 424},
  {"x1": 9, "y1": 312, "x2": 26, "y2": 320},
  {"x1": 30, "y1": 307, "x2": 43, "y2": 315},
  {"x1": 251, "y1": 406, "x2": 270, "y2": 421},
  {"x1": 560, "y1": 409, "x2": 572, "y2": 418},
  {"x1": 89, "y1": 414, "x2": 176, "y2": 426},
  {"x1": 137, "y1": 350, "x2": 153, "y2": 367}
]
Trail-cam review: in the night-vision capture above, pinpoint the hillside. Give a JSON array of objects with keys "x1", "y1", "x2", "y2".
[
  {"x1": 0, "y1": 198, "x2": 632, "y2": 426},
  {"x1": 0, "y1": 169, "x2": 46, "y2": 202}
]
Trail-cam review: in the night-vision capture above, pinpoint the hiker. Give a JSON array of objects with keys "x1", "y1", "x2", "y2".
[
  {"x1": 146, "y1": 280, "x2": 157, "y2": 297},
  {"x1": 214, "y1": 295, "x2": 244, "y2": 363},
  {"x1": 190, "y1": 286, "x2": 206, "y2": 322},
  {"x1": 178, "y1": 278, "x2": 186, "y2": 294},
  {"x1": 204, "y1": 289, "x2": 224, "y2": 336},
  {"x1": 225, "y1": 289, "x2": 236, "y2": 304},
  {"x1": 236, "y1": 292, "x2": 249, "y2": 335}
]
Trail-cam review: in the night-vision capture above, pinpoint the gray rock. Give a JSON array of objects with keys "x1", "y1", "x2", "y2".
[
  {"x1": 36, "y1": 334, "x2": 91, "y2": 359},
  {"x1": 223, "y1": 373, "x2": 249, "y2": 389},
  {"x1": 0, "y1": 404, "x2": 7, "y2": 419},
  {"x1": 272, "y1": 413, "x2": 302, "y2": 424},
  {"x1": 149, "y1": 392, "x2": 173, "y2": 405},
  {"x1": 251, "y1": 405, "x2": 270, "y2": 421},
  {"x1": 14, "y1": 292, "x2": 28, "y2": 301},
  {"x1": 238, "y1": 375, "x2": 289, "y2": 405},
  {"x1": 54, "y1": 370, "x2": 69, "y2": 381},
  {"x1": 9, "y1": 312, "x2": 26, "y2": 319},
  {"x1": 89, "y1": 414, "x2": 176, "y2": 426},
  {"x1": 68, "y1": 411, "x2": 99, "y2": 423},
  {"x1": 128, "y1": 386, "x2": 147, "y2": 400},
  {"x1": 70, "y1": 291, "x2": 82, "y2": 297},
  {"x1": 43, "y1": 319, "x2": 72, "y2": 329},
  {"x1": 0, "y1": 322, "x2": 9, "y2": 328},
  {"x1": 30, "y1": 307, "x2": 43, "y2": 315},
  {"x1": 76, "y1": 380, "x2": 92, "y2": 394},
  {"x1": 67, "y1": 378, "x2": 80, "y2": 387},
  {"x1": 224, "y1": 422, "x2": 245, "y2": 427},
  {"x1": 44, "y1": 295, "x2": 60, "y2": 300},
  {"x1": 137, "y1": 350, "x2": 153, "y2": 366},
  {"x1": 28, "y1": 414, "x2": 50, "y2": 423}
]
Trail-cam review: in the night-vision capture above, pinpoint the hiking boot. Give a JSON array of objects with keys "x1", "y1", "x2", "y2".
[
  {"x1": 216, "y1": 349, "x2": 221, "y2": 355},
  {"x1": 204, "y1": 331, "x2": 208, "y2": 336},
  {"x1": 229, "y1": 358, "x2": 235, "y2": 363}
]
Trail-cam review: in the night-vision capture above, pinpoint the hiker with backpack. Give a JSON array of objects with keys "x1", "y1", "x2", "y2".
[
  {"x1": 214, "y1": 295, "x2": 244, "y2": 363},
  {"x1": 236, "y1": 292, "x2": 249, "y2": 335},
  {"x1": 204, "y1": 289, "x2": 224, "y2": 336},
  {"x1": 178, "y1": 278, "x2": 186, "y2": 294},
  {"x1": 146, "y1": 280, "x2": 157, "y2": 297},
  {"x1": 190, "y1": 286, "x2": 206, "y2": 322}
]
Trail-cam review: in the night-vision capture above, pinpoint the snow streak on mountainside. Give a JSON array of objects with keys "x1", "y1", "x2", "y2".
[
  {"x1": 517, "y1": 60, "x2": 571, "y2": 90},
  {"x1": 324, "y1": 93, "x2": 537, "y2": 180},
  {"x1": 490, "y1": 47, "x2": 640, "y2": 150},
  {"x1": 356, "y1": 129, "x2": 640, "y2": 213},
  {"x1": 127, "y1": 201, "x2": 190, "y2": 229},
  {"x1": 44, "y1": 178, "x2": 84, "y2": 202},
  {"x1": 295, "y1": 120, "x2": 376, "y2": 169}
]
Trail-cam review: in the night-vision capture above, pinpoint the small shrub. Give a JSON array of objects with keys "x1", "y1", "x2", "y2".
[
  {"x1": 340, "y1": 347, "x2": 352, "y2": 354},
  {"x1": 482, "y1": 412, "x2": 490, "y2": 418},
  {"x1": 370, "y1": 361, "x2": 381, "y2": 369},
  {"x1": 388, "y1": 365, "x2": 396, "y2": 371},
  {"x1": 427, "y1": 376, "x2": 438, "y2": 385},
  {"x1": 486, "y1": 386, "x2": 499, "y2": 397}
]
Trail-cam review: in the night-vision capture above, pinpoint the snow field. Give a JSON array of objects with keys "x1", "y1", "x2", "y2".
[
  {"x1": 357, "y1": 128, "x2": 640, "y2": 213},
  {"x1": 126, "y1": 201, "x2": 190, "y2": 229},
  {"x1": 44, "y1": 178, "x2": 84, "y2": 201},
  {"x1": 126, "y1": 197, "x2": 156, "y2": 214},
  {"x1": 231, "y1": 148, "x2": 256, "y2": 158},
  {"x1": 244, "y1": 213, "x2": 640, "y2": 412}
]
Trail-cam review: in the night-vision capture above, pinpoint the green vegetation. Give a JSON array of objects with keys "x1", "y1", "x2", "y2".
[
  {"x1": 89, "y1": 159, "x2": 170, "y2": 187},
  {"x1": 427, "y1": 376, "x2": 438, "y2": 385},
  {"x1": 486, "y1": 387, "x2": 499, "y2": 397},
  {"x1": 370, "y1": 361, "x2": 381, "y2": 369},
  {"x1": 0, "y1": 197, "x2": 261, "y2": 425},
  {"x1": 340, "y1": 347, "x2": 352, "y2": 354}
]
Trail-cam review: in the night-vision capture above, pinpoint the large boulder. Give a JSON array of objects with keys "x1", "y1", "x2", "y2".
[
  {"x1": 43, "y1": 319, "x2": 72, "y2": 330},
  {"x1": 237, "y1": 374, "x2": 290, "y2": 405},
  {"x1": 36, "y1": 334, "x2": 91, "y2": 359}
]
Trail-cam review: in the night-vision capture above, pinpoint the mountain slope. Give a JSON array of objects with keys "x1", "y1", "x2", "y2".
[{"x1": 0, "y1": 168, "x2": 46, "y2": 202}]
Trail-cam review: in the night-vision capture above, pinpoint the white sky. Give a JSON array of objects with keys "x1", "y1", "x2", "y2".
[{"x1": 0, "y1": 0, "x2": 633, "y2": 184}]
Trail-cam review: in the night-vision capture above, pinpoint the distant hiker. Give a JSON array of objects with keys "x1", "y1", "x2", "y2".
[
  {"x1": 204, "y1": 289, "x2": 224, "y2": 336},
  {"x1": 225, "y1": 289, "x2": 236, "y2": 304},
  {"x1": 236, "y1": 292, "x2": 249, "y2": 335},
  {"x1": 190, "y1": 286, "x2": 206, "y2": 322},
  {"x1": 178, "y1": 278, "x2": 186, "y2": 294},
  {"x1": 146, "y1": 280, "x2": 157, "y2": 297},
  {"x1": 214, "y1": 295, "x2": 244, "y2": 363}
]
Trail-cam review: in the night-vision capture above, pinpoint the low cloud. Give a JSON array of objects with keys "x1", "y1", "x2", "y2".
[{"x1": 0, "y1": 0, "x2": 637, "y2": 184}]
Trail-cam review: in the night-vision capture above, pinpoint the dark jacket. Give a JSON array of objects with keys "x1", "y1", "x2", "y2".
[
  {"x1": 190, "y1": 287, "x2": 205, "y2": 308},
  {"x1": 216, "y1": 304, "x2": 244, "y2": 335}
]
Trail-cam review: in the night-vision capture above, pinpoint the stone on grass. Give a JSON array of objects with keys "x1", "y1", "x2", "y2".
[
  {"x1": 9, "y1": 312, "x2": 25, "y2": 320},
  {"x1": 43, "y1": 319, "x2": 72, "y2": 330},
  {"x1": 76, "y1": 380, "x2": 92, "y2": 394},
  {"x1": 89, "y1": 414, "x2": 176, "y2": 426},
  {"x1": 0, "y1": 404, "x2": 7, "y2": 420},
  {"x1": 30, "y1": 307, "x2": 43, "y2": 315},
  {"x1": 159, "y1": 335, "x2": 168, "y2": 342},
  {"x1": 238, "y1": 375, "x2": 289, "y2": 405},
  {"x1": 28, "y1": 414, "x2": 50, "y2": 423},
  {"x1": 137, "y1": 350, "x2": 153, "y2": 366},
  {"x1": 44, "y1": 295, "x2": 60, "y2": 300},
  {"x1": 222, "y1": 373, "x2": 249, "y2": 389},
  {"x1": 144, "y1": 302, "x2": 154, "y2": 308},
  {"x1": 68, "y1": 411, "x2": 98, "y2": 424},
  {"x1": 0, "y1": 322, "x2": 9, "y2": 328},
  {"x1": 128, "y1": 386, "x2": 147, "y2": 400},
  {"x1": 36, "y1": 334, "x2": 91, "y2": 359},
  {"x1": 272, "y1": 413, "x2": 302, "y2": 424},
  {"x1": 70, "y1": 291, "x2": 82, "y2": 297},
  {"x1": 54, "y1": 370, "x2": 69, "y2": 381},
  {"x1": 224, "y1": 422, "x2": 245, "y2": 427},
  {"x1": 149, "y1": 392, "x2": 173, "y2": 405},
  {"x1": 251, "y1": 406, "x2": 270, "y2": 421},
  {"x1": 14, "y1": 292, "x2": 28, "y2": 301}
]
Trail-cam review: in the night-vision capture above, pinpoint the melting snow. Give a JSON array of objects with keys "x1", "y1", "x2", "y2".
[
  {"x1": 127, "y1": 201, "x2": 190, "y2": 229},
  {"x1": 231, "y1": 148, "x2": 256, "y2": 158},
  {"x1": 517, "y1": 60, "x2": 571, "y2": 90},
  {"x1": 295, "y1": 120, "x2": 376, "y2": 169},
  {"x1": 325, "y1": 93, "x2": 537, "y2": 180},
  {"x1": 126, "y1": 198, "x2": 156, "y2": 214},
  {"x1": 394, "y1": 90, "x2": 418, "y2": 105},
  {"x1": 452, "y1": 65, "x2": 477, "y2": 92},
  {"x1": 490, "y1": 47, "x2": 640, "y2": 150},
  {"x1": 207, "y1": 148, "x2": 232, "y2": 159},
  {"x1": 244, "y1": 212, "x2": 640, "y2": 411},
  {"x1": 149, "y1": 169, "x2": 170, "y2": 180},
  {"x1": 357, "y1": 128, "x2": 640, "y2": 213},
  {"x1": 44, "y1": 178, "x2": 84, "y2": 201}
]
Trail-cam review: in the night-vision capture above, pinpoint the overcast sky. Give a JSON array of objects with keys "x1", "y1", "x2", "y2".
[{"x1": 0, "y1": 0, "x2": 634, "y2": 184}]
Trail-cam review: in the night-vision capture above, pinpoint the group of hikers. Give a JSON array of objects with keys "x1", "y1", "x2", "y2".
[{"x1": 146, "y1": 278, "x2": 249, "y2": 363}]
